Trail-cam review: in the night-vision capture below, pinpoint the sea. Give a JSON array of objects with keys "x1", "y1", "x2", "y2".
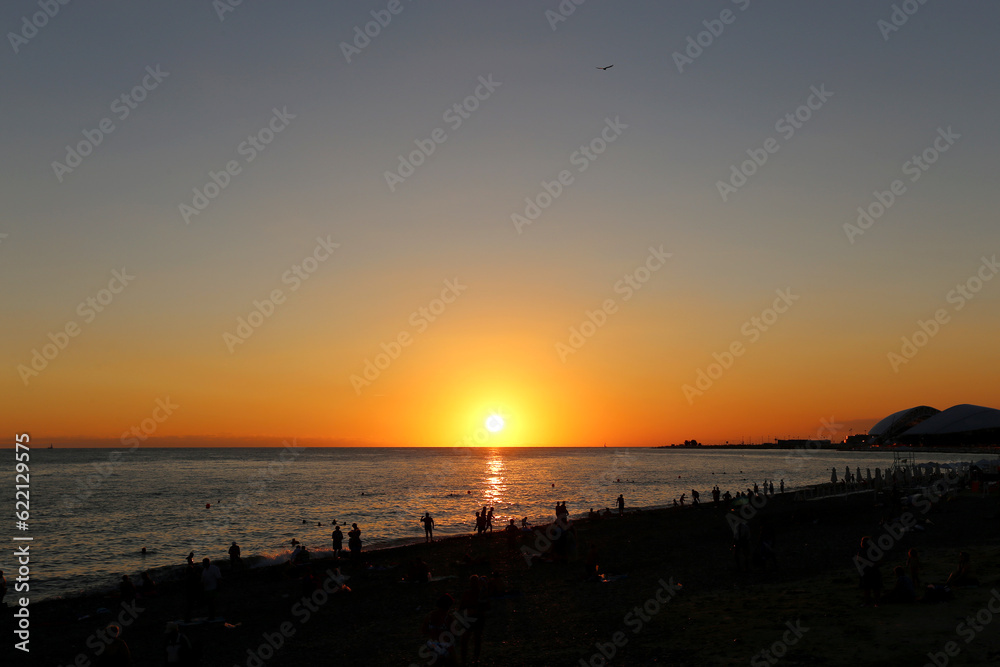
[{"x1": 10, "y1": 445, "x2": 979, "y2": 602}]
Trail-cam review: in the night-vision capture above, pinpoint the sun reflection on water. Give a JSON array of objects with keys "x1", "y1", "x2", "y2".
[{"x1": 484, "y1": 449, "x2": 507, "y2": 507}]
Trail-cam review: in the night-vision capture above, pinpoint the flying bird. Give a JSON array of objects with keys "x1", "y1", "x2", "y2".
[{"x1": 596, "y1": 65, "x2": 613, "y2": 70}]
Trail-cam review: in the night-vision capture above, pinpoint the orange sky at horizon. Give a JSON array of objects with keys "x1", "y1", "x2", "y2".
[
  {"x1": 9, "y1": 265, "x2": 1000, "y2": 447},
  {"x1": 14, "y1": 341, "x2": 1000, "y2": 448}
]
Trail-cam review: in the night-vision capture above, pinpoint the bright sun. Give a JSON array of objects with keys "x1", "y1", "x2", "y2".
[{"x1": 485, "y1": 413, "x2": 505, "y2": 433}]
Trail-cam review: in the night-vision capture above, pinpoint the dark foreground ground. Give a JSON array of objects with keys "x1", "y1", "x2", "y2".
[{"x1": 7, "y1": 486, "x2": 1000, "y2": 666}]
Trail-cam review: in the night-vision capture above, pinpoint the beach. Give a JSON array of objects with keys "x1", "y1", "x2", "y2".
[
  {"x1": 24, "y1": 446, "x2": 942, "y2": 603},
  {"x1": 11, "y1": 480, "x2": 1000, "y2": 666}
]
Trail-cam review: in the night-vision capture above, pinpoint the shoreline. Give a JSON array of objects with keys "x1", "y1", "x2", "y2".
[{"x1": 27, "y1": 468, "x2": 974, "y2": 605}]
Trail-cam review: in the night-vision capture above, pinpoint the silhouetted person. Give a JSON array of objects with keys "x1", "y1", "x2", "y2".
[
  {"x1": 201, "y1": 557, "x2": 222, "y2": 618},
  {"x1": 332, "y1": 525, "x2": 343, "y2": 557},
  {"x1": 301, "y1": 565, "x2": 320, "y2": 596},
  {"x1": 458, "y1": 575, "x2": 488, "y2": 665},
  {"x1": 348, "y1": 523, "x2": 362, "y2": 564},
  {"x1": 488, "y1": 571, "x2": 505, "y2": 597},
  {"x1": 617, "y1": 494, "x2": 625, "y2": 517},
  {"x1": 164, "y1": 622, "x2": 194, "y2": 665},
  {"x1": 119, "y1": 575, "x2": 136, "y2": 603},
  {"x1": 946, "y1": 551, "x2": 978, "y2": 587},
  {"x1": 732, "y1": 518, "x2": 751, "y2": 571},
  {"x1": 486, "y1": 507, "x2": 494, "y2": 532},
  {"x1": 505, "y1": 519, "x2": 519, "y2": 548},
  {"x1": 882, "y1": 566, "x2": 916, "y2": 603},
  {"x1": 421, "y1": 512, "x2": 435, "y2": 542},
  {"x1": 408, "y1": 557, "x2": 430, "y2": 582},
  {"x1": 139, "y1": 571, "x2": 157, "y2": 598},
  {"x1": 857, "y1": 537, "x2": 881, "y2": 606},
  {"x1": 421, "y1": 594, "x2": 457, "y2": 666},
  {"x1": 95, "y1": 624, "x2": 131, "y2": 666},
  {"x1": 228, "y1": 541, "x2": 242, "y2": 568},
  {"x1": 552, "y1": 515, "x2": 573, "y2": 562}
]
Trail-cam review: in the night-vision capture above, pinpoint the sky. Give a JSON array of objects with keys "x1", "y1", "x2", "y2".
[{"x1": 3, "y1": 1, "x2": 999, "y2": 447}]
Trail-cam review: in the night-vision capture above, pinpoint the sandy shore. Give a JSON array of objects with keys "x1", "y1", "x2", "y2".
[{"x1": 7, "y1": 483, "x2": 1000, "y2": 666}]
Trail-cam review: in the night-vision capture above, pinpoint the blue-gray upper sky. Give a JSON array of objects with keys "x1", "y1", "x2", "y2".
[{"x1": 3, "y1": 0, "x2": 999, "y2": 445}]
